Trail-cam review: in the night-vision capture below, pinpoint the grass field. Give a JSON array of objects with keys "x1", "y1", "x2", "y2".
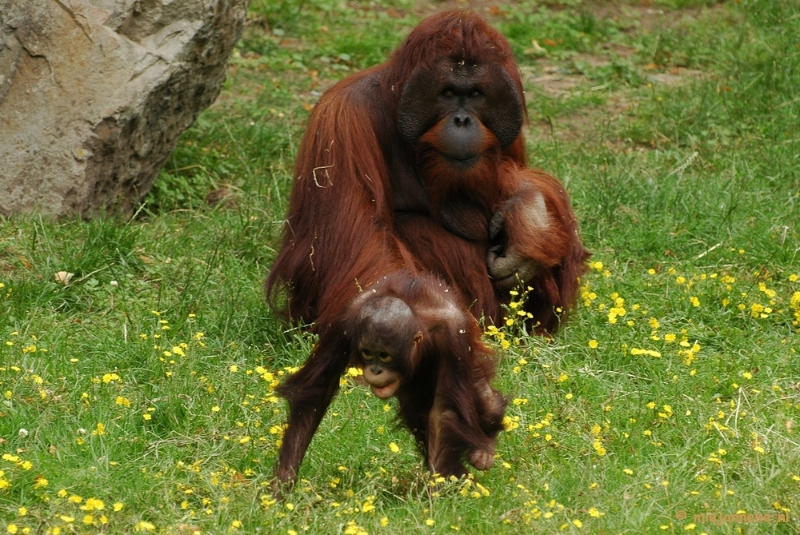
[{"x1": 1, "y1": 0, "x2": 799, "y2": 533}]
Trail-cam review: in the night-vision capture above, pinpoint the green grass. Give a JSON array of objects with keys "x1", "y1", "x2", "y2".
[{"x1": 1, "y1": 0, "x2": 799, "y2": 533}]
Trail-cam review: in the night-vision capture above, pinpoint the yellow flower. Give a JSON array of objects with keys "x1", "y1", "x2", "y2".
[
  {"x1": 425, "y1": 519, "x2": 435, "y2": 526},
  {"x1": 134, "y1": 521, "x2": 155, "y2": 531},
  {"x1": 389, "y1": 442, "x2": 400, "y2": 453},
  {"x1": 631, "y1": 348, "x2": 662, "y2": 358},
  {"x1": 80, "y1": 498, "x2": 105, "y2": 511}
]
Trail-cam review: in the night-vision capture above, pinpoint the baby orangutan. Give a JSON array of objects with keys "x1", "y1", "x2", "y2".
[
  {"x1": 273, "y1": 272, "x2": 507, "y2": 486},
  {"x1": 348, "y1": 273, "x2": 507, "y2": 476}
]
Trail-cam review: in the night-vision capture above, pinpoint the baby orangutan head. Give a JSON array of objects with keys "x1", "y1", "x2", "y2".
[{"x1": 355, "y1": 295, "x2": 424, "y2": 399}]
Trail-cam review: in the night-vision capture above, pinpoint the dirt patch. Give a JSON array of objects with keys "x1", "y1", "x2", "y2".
[
  {"x1": 646, "y1": 69, "x2": 705, "y2": 86},
  {"x1": 528, "y1": 73, "x2": 586, "y2": 98},
  {"x1": 409, "y1": 0, "x2": 510, "y2": 18},
  {"x1": 409, "y1": 0, "x2": 717, "y2": 30},
  {"x1": 577, "y1": 1, "x2": 714, "y2": 33},
  {"x1": 527, "y1": 97, "x2": 633, "y2": 148},
  {"x1": 524, "y1": 63, "x2": 709, "y2": 146},
  {"x1": 525, "y1": 63, "x2": 706, "y2": 98}
]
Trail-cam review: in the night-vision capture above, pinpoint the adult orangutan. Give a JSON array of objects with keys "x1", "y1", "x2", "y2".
[{"x1": 266, "y1": 10, "x2": 589, "y2": 487}]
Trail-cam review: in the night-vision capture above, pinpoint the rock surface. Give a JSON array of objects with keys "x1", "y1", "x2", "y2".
[{"x1": 0, "y1": 0, "x2": 249, "y2": 217}]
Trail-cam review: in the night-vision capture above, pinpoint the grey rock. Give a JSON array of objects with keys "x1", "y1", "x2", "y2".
[{"x1": 0, "y1": 0, "x2": 249, "y2": 217}]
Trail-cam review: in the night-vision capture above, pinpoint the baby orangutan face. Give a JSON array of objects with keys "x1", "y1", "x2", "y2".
[
  {"x1": 355, "y1": 295, "x2": 425, "y2": 399},
  {"x1": 359, "y1": 345, "x2": 402, "y2": 399},
  {"x1": 358, "y1": 330, "x2": 423, "y2": 399}
]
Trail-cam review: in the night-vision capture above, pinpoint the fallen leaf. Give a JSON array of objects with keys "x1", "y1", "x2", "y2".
[{"x1": 55, "y1": 271, "x2": 74, "y2": 284}]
